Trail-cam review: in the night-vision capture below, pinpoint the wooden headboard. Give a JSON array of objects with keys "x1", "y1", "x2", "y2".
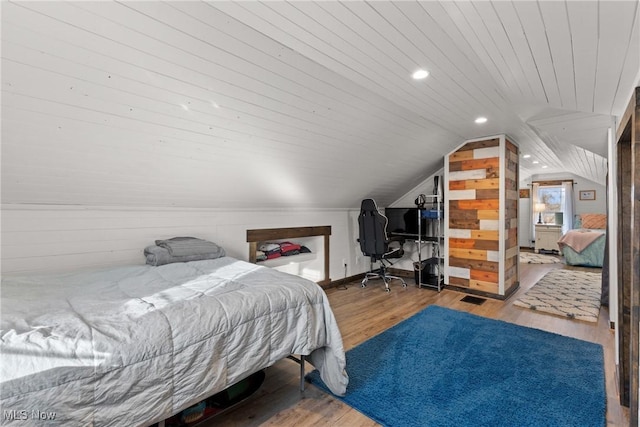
[{"x1": 575, "y1": 213, "x2": 607, "y2": 229}]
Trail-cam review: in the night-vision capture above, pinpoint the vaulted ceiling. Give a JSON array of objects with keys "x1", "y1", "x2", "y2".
[{"x1": 2, "y1": 1, "x2": 638, "y2": 209}]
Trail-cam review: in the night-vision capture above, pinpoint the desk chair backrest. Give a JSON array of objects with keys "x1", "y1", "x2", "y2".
[{"x1": 358, "y1": 199, "x2": 388, "y2": 259}]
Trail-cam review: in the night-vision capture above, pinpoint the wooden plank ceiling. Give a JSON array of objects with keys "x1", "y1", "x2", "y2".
[{"x1": 1, "y1": 1, "x2": 638, "y2": 209}]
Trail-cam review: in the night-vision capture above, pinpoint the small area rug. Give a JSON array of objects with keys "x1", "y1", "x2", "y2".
[
  {"x1": 307, "y1": 305, "x2": 605, "y2": 427},
  {"x1": 519, "y1": 251, "x2": 563, "y2": 264},
  {"x1": 514, "y1": 268, "x2": 603, "y2": 322}
]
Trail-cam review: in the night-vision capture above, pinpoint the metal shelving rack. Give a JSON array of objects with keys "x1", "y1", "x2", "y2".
[{"x1": 415, "y1": 194, "x2": 444, "y2": 291}]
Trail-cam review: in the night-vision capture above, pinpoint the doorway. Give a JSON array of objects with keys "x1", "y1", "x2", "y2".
[{"x1": 615, "y1": 86, "x2": 639, "y2": 424}]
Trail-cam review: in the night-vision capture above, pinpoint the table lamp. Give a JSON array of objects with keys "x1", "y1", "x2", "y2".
[{"x1": 535, "y1": 203, "x2": 546, "y2": 224}]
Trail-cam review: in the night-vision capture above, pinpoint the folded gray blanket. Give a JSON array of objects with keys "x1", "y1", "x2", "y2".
[
  {"x1": 155, "y1": 237, "x2": 225, "y2": 257},
  {"x1": 144, "y1": 237, "x2": 226, "y2": 266}
]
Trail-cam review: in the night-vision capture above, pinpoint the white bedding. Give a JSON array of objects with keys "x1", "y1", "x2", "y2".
[{"x1": 1, "y1": 257, "x2": 348, "y2": 426}]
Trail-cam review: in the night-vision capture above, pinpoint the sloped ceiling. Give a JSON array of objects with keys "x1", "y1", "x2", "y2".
[{"x1": 1, "y1": 1, "x2": 638, "y2": 209}]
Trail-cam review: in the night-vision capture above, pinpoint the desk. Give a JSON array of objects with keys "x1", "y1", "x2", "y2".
[{"x1": 390, "y1": 236, "x2": 443, "y2": 290}]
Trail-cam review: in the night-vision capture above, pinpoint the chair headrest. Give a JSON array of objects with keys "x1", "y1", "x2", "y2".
[{"x1": 360, "y1": 199, "x2": 378, "y2": 212}]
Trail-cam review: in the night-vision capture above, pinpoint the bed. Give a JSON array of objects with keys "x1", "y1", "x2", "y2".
[
  {"x1": 0, "y1": 250, "x2": 348, "y2": 426},
  {"x1": 557, "y1": 214, "x2": 607, "y2": 267}
]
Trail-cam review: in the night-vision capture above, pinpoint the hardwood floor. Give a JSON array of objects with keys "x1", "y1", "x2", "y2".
[{"x1": 199, "y1": 262, "x2": 628, "y2": 426}]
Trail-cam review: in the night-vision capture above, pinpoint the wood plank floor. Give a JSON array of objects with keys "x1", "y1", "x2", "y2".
[{"x1": 198, "y1": 262, "x2": 628, "y2": 426}]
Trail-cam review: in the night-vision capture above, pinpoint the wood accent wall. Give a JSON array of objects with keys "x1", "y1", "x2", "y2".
[
  {"x1": 445, "y1": 135, "x2": 519, "y2": 298},
  {"x1": 504, "y1": 139, "x2": 519, "y2": 292}
]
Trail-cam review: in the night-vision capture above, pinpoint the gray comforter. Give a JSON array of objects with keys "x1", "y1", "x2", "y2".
[{"x1": 1, "y1": 258, "x2": 348, "y2": 426}]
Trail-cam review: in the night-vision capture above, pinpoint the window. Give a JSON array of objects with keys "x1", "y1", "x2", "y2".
[
  {"x1": 537, "y1": 186, "x2": 564, "y2": 224},
  {"x1": 532, "y1": 180, "x2": 574, "y2": 235}
]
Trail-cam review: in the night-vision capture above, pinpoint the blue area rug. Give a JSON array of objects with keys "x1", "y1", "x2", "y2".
[{"x1": 307, "y1": 305, "x2": 605, "y2": 427}]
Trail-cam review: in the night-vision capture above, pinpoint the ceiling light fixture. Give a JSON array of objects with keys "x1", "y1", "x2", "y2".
[
  {"x1": 412, "y1": 69, "x2": 429, "y2": 80},
  {"x1": 541, "y1": 165, "x2": 548, "y2": 169},
  {"x1": 523, "y1": 154, "x2": 531, "y2": 158},
  {"x1": 532, "y1": 160, "x2": 539, "y2": 164},
  {"x1": 475, "y1": 117, "x2": 487, "y2": 124}
]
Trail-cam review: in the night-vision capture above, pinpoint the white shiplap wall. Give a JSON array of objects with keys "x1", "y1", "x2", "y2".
[{"x1": 1, "y1": 204, "x2": 366, "y2": 279}]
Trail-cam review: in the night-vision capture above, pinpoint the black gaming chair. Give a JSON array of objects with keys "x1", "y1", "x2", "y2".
[{"x1": 358, "y1": 199, "x2": 407, "y2": 292}]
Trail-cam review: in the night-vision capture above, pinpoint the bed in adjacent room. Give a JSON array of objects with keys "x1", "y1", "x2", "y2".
[
  {"x1": 557, "y1": 214, "x2": 607, "y2": 268},
  {"x1": 0, "y1": 238, "x2": 348, "y2": 426}
]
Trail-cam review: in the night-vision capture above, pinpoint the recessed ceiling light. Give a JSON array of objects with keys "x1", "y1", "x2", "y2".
[
  {"x1": 523, "y1": 154, "x2": 531, "y2": 158},
  {"x1": 412, "y1": 69, "x2": 429, "y2": 80},
  {"x1": 475, "y1": 117, "x2": 487, "y2": 124},
  {"x1": 541, "y1": 165, "x2": 548, "y2": 169},
  {"x1": 532, "y1": 160, "x2": 539, "y2": 164}
]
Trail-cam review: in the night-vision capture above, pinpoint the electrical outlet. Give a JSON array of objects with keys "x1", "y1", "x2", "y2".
[{"x1": 355, "y1": 256, "x2": 360, "y2": 265}]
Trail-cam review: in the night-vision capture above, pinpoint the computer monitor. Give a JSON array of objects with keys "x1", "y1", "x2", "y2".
[{"x1": 384, "y1": 207, "x2": 426, "y2": 238}]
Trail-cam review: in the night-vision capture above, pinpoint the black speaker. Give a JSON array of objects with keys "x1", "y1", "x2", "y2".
[
  {"x1": 433, "y1": 175, "x2": 443, "y2": 208},
  {"x1": 433, "y1": 175, "x2": 440, "y2": 195}
]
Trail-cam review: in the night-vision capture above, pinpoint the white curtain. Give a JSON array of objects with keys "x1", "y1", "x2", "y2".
[
  {"x1": 532, "y1": 182, "x2": 540, "y2": 240},
  {"x1": 562, "y1": 181, "x2": 574, "y2": 234}
]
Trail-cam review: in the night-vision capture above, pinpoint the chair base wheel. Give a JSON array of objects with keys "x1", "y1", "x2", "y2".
[{"x1": 361, "y1": 271, "x2": 406, "y2": 293}]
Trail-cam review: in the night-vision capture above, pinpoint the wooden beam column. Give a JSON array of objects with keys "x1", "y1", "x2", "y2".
[{"x1": 444, "y1": 135, "x2": 519, "y2": 299}]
